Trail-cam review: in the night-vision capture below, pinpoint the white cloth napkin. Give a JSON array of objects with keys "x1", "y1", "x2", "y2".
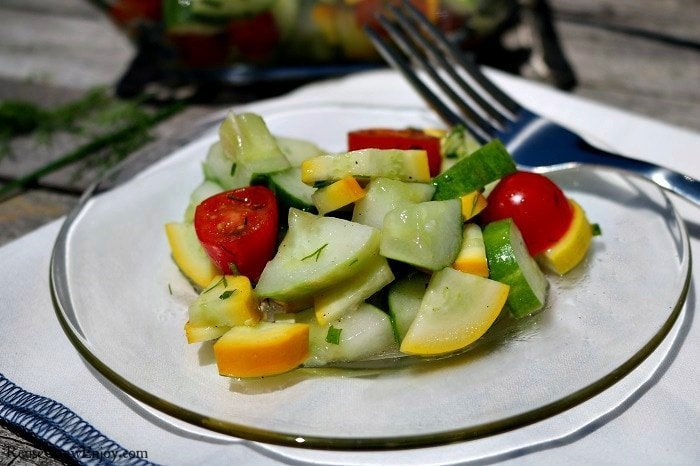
[{"x1": 1, "y1": 69, "x2": 699, "y2": 465}]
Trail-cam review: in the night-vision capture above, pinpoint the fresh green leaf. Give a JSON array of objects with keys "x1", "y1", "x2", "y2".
[{"x1": 301, "y1": 243, "x2": 328, "y2": 262}]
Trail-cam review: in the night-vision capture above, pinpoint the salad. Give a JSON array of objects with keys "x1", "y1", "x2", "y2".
[{"x1": 165, "y1": 111, "x2": 597, "y2": 378}]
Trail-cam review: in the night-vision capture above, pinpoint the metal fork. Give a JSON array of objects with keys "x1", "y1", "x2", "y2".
[{"x1": 365, "y1": 1, "x2": 700, "y2": 207}]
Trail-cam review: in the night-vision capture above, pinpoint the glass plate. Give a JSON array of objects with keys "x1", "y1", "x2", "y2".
[{"x1": 50, "y1": 103, "x2": 691, "y2": 449}]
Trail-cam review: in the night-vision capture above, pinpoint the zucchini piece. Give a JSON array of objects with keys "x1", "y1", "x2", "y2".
[
  {"x1": 184, "y1": 180, "x2": 224, "y2": 223},
  {"x1": 312, "y1": 176, "x2": 365, "y2": 215},
  {"x1": 213, "y1": 322, "x2": 309, "y2": 378},
  {"x1": 188, "y1": 275, "x2": 261, "y2": 327},
  {"x1": 400, "y1": 267, "x2": 509, "y2": 356},
  {"x1": 268, "y1": 167, "x2": 317, "y2": 212},
  {"x1": 352, "y1": 178, "x2": 435, "y2": 229},
  {"x1": 483, "y1": 218, "x2": 549, "y2": 318},
  {"x1": 441, "y1": 124, "x2": 481, "y2": 161},
  {"x1": 219, "y1": 112, "x2": 290, "y2": 179},
  {"x1": 165, "y1": 222, "x2": 218, "y2": 288},
  {"x1": 314, "y1": 255, "x2": 395, "y2": 325},
  {"x1": 460, "y1": 190, "x2": 488, "y2": 221},
  {"x1": 432, "y1": 140, "x2": 516, "y2": 200},
  {"x1": 297, "y1": 304, "x2": 398, "y2": 366},
  {"x1": 184, "y1": 321, "x2": 231, "y2": 344},
  {"x1": 202, "y1": 141, "x2": 253, "y2": 190},
  {"x1": 276, "y1": 136, "x2": 324, "y2": 167},
  {"x1": 387, "y1": 273, "x2": 430, "y2": 342},
  {"x1": 301, "y1": 148, "x2": 430, "y2": 185},
  {"x1": 255, "y1": 209, "x2": 381, "y2": 301},
  {"x1": 452, "y1": 223, "x2": 489, "y2": 277},
  {"x1": 380, "y1": 199, "x2": 462, "y2": 271}
]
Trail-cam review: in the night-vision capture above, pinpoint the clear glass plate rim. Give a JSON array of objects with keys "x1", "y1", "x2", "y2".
[{"x1": 49, "y1": 102, "x2": 693, "y2": 450}]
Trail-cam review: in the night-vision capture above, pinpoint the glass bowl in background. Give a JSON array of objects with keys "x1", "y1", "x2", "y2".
[{"x1": 91, "y1": 0, "x2": 537, "y2": 98}]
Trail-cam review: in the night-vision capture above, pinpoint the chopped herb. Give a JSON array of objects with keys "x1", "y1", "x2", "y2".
[
  {"x1": 349, "y1": 259, "x2": 359, "y2": 266},
  {"x1": 229, "y1": 263, "x2": 239, "y2": 275},
  {"x1": 326, "y1": 325, "x2": 342, "y2": 345},
  {"x1": 591, "y1": 223, "x2": 602, "y2": 236},
  {"x1": 204, "y1": 276, "x2": 225, "y2": 293},
  {"x1": 219, "y1": 289, "x2": 236, "y2": 300},
  {"x1": 301, "y1": 243, "x2": 328, "y2": 262},
  {"x1": 168, "y1": 283, "x2": 173, "y2": 295},
  {"x1": 230, "y1": 162, "x2": 237, "y2": 176}
]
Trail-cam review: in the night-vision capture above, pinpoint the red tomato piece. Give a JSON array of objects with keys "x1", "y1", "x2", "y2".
[
  {"x1": 348, "y1": 128, "x2": 442, "y2": 177},
  {"x1": 194, "y1": 186, "x2": 278, "y2": 282},
  {"x1": 227, "y1": 11, "x2": 280, "y2": 61},
  {"x1": 480, "y1": 171, "x2": 573, "y2": 255}
]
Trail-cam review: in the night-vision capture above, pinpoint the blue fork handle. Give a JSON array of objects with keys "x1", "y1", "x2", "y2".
[{"x1": 502, "y1": 115, "x2": 700, "y2": 207}]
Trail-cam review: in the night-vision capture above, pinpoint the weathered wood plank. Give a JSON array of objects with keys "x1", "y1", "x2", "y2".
[
  {"x1": 0, "y1": 189, "x2": 76, "y2": 246},
  {"x1": 552, "y1": 0, "x2": 700, "y2": 41},
  {"x1": 0, "y1": 8, "x2": 132, "y2": 89}
]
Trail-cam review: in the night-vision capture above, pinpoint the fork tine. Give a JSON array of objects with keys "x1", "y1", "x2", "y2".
[
  {"x1": 376, "y1": 14, "x2": 496, "y2": 138},
  {"x1": 389, "y1": 5, "x2": 508, "y2": 128},
  {"x1": 364, "y1": 25, "x2": 490, "y2": 143},
  {"x1": 400, "y1": 0, "x2": 522, "y2": 117}
]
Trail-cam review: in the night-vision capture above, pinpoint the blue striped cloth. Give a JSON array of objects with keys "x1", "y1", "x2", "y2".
[{"x1": 0, "y1": 373, "x2": 156, "y2": 466}]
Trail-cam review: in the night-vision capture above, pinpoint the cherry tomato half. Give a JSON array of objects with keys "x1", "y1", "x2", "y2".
[
  {"x1": 480, "y1": 171, "x2": 573, "y2": 255},
  {"x1": 348, "y1": 128, "x2": 442, "y2": 177},
  {"x1": 194, "y1": 186, "x2": 278, "y2": 282}
]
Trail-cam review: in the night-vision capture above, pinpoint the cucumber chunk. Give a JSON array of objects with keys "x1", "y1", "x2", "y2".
[
  {"x1": 255, "y1": 209, "x2": 381, "y2": 301},
  {"x1": 380, "y1": 199, "x2": 462, "y2": 271},
  {"x1": 268, "y1": 167, "x2": 317, "y2": 212},
  {"x1": 188, "y1": 275, "x2": 261, "y2": 327},
  {"x1": 387, "y1": 273, "x2": 430, "y2": 342},
  {"x1": 276, "y1": 136, "x2": 324, "y2": 167},
  {"x1": 297, "y1": 304, "x2": 398, "y2": 366},
  {"x1": 219, "y1": 112, "x2": 290, "y2": 178},
  {"x1": 301, "y1": 148, "x2": 430, "y2": 185},
  {"x1": 483, "y1": 218, "x2": 549, "y2": 318},
  {"x1": 432, "y1": 140, "x2": 516, "y2": 200},
  {"x1": 184, "y1": 180, "x2": 224, "y2": 222},
  {"x1": 400, "y1": 268, "x2": 509, "y2": 356},
  {"x1": 352, "y1": 178, "x2": 435, "y2": 229},
  {"x1": 314, "y1": 255, "x2": 395, "y2": 325},
  {"x1": 202, "y1": 142, "x2": 253, "y2": 190}
]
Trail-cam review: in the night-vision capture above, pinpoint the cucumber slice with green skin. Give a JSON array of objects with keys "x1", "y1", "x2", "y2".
[
  {"x1": 297, "y1": 304, "x2": 398, "y2": 367},
  {"x1": 276, "y1": 136, "x2": 324, "y2": 167},
  {"x1": 219, "y1": 112, "x2": 290, "y2": 179},
  {"x1": 400, "y1": 267, "x2": 510, "y2": 356},
  {"x1": 184, "y1": 180, "x2": 224, "y2": 222},
  {"x1": 255, "y1": 209, "x2": 381, "y2": 301},
  {"x1": 314, "y1": 255, "x2": 395, "y2": 325},
  {"x1": 380, "y1": 199, "x2": 462, "y2": 271},
  {"x1": 163, "y1": 0, "x2": 228, "y2": 32},
  {"x1": 190, "y1": 0, "x2": 276, "y2": 18},
  {"x1": 387, "y1": 273, "x2": 430, "y2": 342},
  {"x1": 352, "y1": 178, "x2": 435, "y2": 229},
  {"x1": 268, "y1": 167, "x2": 317, "y2": 212},
  {"x1": 202, "y1": 142, "x2": 254, "y2": 190},
  {"x1": 301, "y1": 149, "x2": 431, "y2": 185},
  {"x1": 483, "y1": 218, "x2": 549, "y2": 318},
  {"x1": 432, "y1": 140, "x2": 516, "y2": 200}
]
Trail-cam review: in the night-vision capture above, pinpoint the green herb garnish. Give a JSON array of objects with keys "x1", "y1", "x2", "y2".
[
  {"x1": 591, "y1": 223, "x2": 602, "y2": 236},
  {"x1": 219, "y1": 290, "x2": 236, "y2": 300},
  {"x1": 230, "y1": 163, "x2": 237, "y2": 176},
  {"x1": 349, "y1": 259, "x2": 359, "y2": 266},
  {"x1": 301, "y1": 243, "x2": 328, "y2": 262},
  {"x1": 229, "y1": 263, "x2": 239, "y2": 275},
  {"x1": 168, "y1": 284, "x2": 173, "y2": 295},
  {"x1": 326, "y1": 325, "x2": 342, "y2": 345},
  {"x1": 204, "y1": 276, "x2": 226, "y2": 293}
]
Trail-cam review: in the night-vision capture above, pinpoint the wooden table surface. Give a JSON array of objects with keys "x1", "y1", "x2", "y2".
[{"x1": 1, "y1": 0, "x2": 698, "y2": 464}]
